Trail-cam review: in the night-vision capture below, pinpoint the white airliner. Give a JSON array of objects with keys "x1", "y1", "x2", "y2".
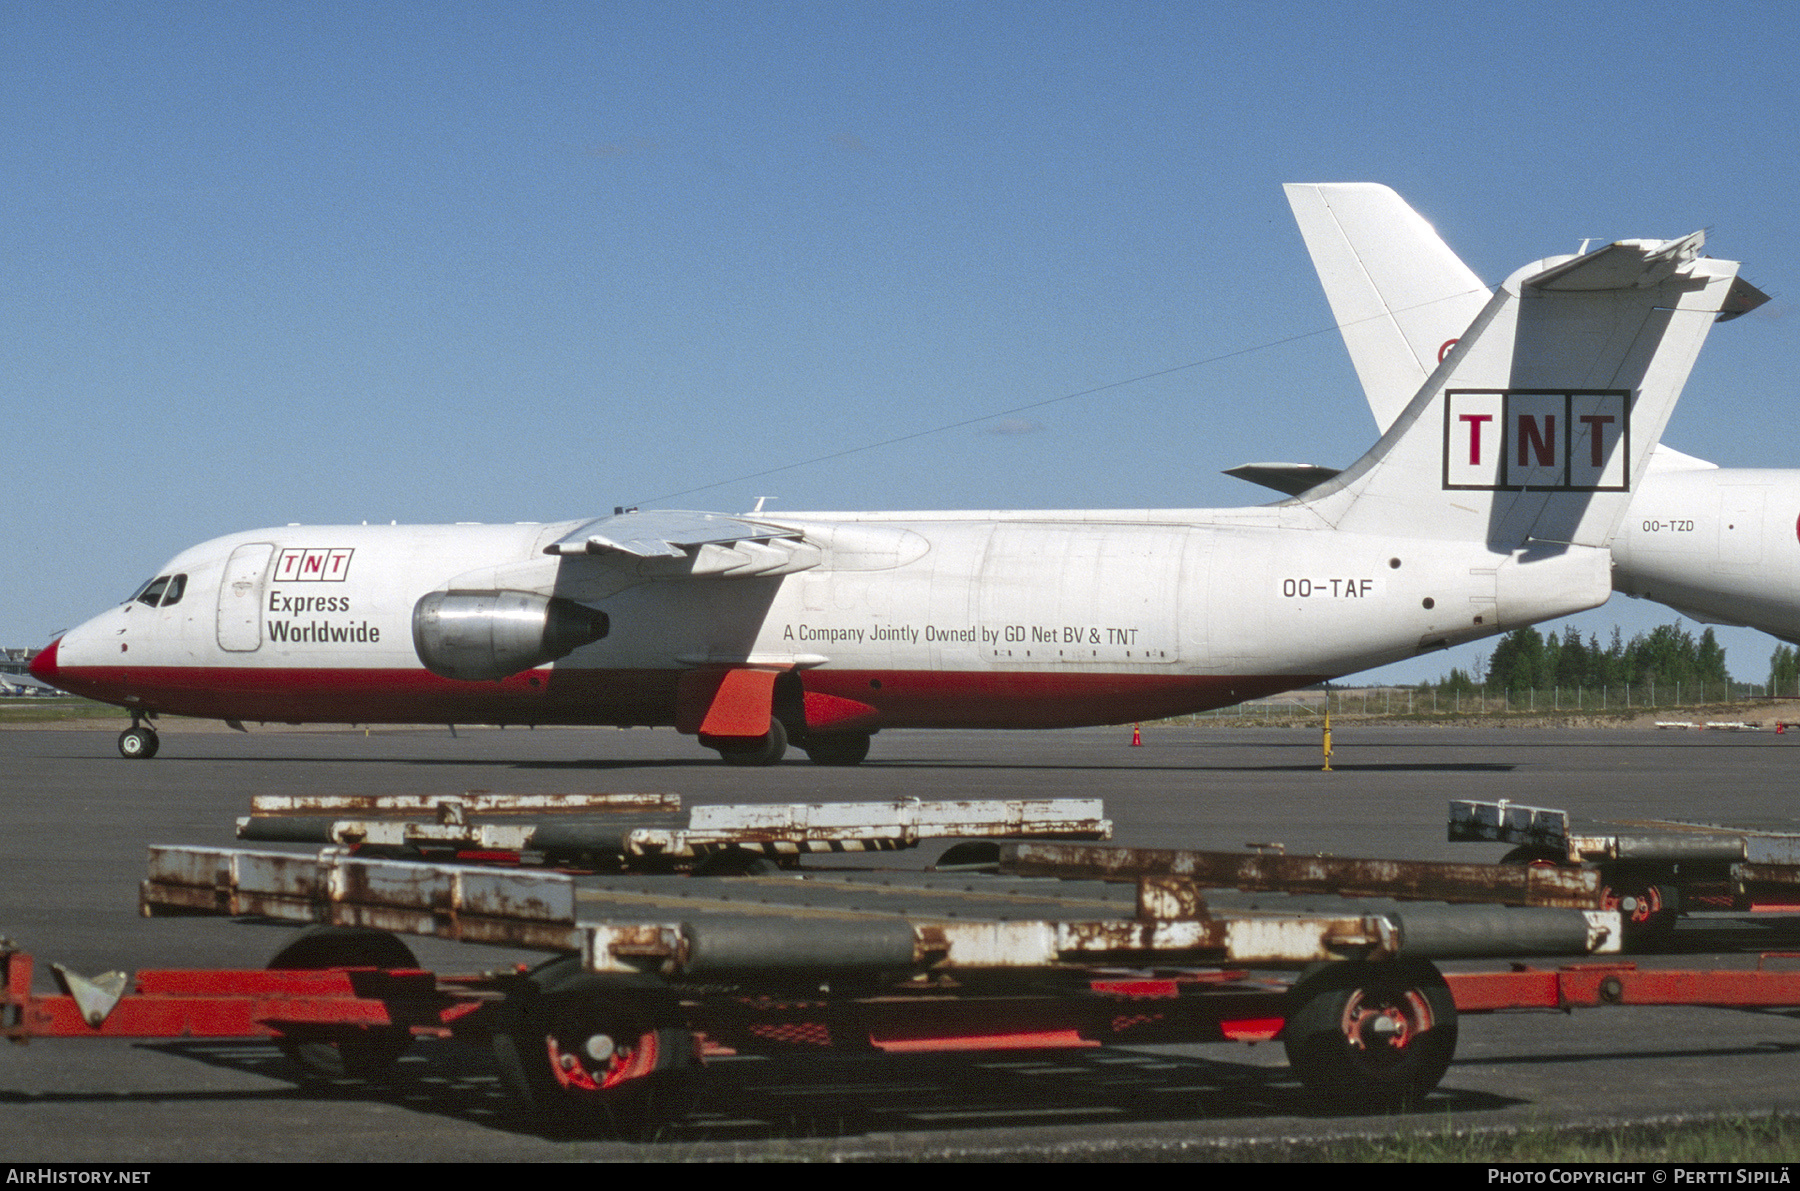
[
  {"x1": 1271, "y1": 183, "x2": 1792, "y2": 644},
  {"x1": 30, "y1": 205, "x2": 1759, "y2": 762}
]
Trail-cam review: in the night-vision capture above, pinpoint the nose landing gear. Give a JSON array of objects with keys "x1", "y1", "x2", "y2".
[{"x1": 118, "y1": 714, "x2": 160, "y2": 760}]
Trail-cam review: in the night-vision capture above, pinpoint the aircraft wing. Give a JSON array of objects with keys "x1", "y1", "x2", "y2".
[
  {"x1": 544, "y1": 510, "x2": 820, "y2": 577},
  {"x1": 546, "y1": 510, "x2": 794, "y2": 558}
]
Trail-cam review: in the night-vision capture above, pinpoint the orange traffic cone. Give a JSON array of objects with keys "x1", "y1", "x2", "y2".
[{"x1": 1131, "y1": 723, "x2": 1142, "y2": 747}]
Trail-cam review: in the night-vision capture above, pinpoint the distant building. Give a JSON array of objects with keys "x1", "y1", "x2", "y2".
[{"x1": 0, "y1": 648, "x2": 58, "y2": 694}]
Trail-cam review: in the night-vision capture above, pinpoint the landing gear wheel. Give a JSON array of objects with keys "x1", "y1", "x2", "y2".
[
  {"x1": 706, "y1": 717, "x2": 788, "y2": 766},
  {"x1": 804, "y1": 733, "x2": 871, "y2": 766},
  {"x1": 492, "y1": 968, "x2": 701, "y2": 1137},
  {"x1": 117, "y1": 726, "x2": 159, "y2": 760},
  {"x1": 1282, "y1": 960, "x2": 1457, "y2": 1111},
  {"x1": 266, "y1": 926, "x2": 418, "y2": 1079}
]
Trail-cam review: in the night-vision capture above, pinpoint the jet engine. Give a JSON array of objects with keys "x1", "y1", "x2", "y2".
[{"x1": 411, "y1": 590, "x2": 609, "y2": 682}]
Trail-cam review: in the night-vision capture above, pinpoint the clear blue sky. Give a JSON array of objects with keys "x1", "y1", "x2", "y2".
[{"x1": 7, "y1": 1, "x2": 1800, "y2": 686}]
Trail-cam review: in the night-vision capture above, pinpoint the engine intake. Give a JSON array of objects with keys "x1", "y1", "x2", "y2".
[{"x1": 412, "y1": 590, "x2": 609, "y2": 682}]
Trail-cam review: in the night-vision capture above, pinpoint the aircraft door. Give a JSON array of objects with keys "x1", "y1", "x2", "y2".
[
  {"x1": 217, "y1": 543, "x2": 274, "y2": 652},
  {"x1": 1714, "y1": 486, "x2": 1768, "y2": 575}
]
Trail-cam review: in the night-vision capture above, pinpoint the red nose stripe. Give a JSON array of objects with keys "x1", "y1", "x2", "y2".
[{"x1": 27, "y1": 638, "x2": 60, "y2": 684}]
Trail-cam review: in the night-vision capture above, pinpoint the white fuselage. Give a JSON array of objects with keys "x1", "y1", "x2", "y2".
[
  {"x1": 35, "y1": 507, "x2": 1607, "y2": 731},
  {"x1": 1612, "y1": 469, "x2": 1800, "y2": 643}
]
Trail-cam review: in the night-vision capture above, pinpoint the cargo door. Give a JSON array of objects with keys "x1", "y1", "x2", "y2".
[
  {"x1": 1714, "y1": 486, "x2": 1768, "y2": 576},
  {"x1": 217, "y1": 543, "x2": 274, "y2": 652}
]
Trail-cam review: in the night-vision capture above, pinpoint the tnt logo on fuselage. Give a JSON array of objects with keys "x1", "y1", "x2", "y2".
[
  {"x1": 274, "y1": 548, "x2": 354, "y2": 582},
  {"x1": 1443, "y1": 389, "x2": 1630, "y2": 491}
]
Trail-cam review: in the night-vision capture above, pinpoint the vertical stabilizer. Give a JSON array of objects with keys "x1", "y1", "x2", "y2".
[
  {"x1": 1284, "y1": 183, "x2": 1491, "y2": 428},
  {"x1": 1301, "y1": 232, "x2": 1749, "y2": 552},
  {"x1": 1287, "y1": 183, "x2": 1734, "y2": 477}
]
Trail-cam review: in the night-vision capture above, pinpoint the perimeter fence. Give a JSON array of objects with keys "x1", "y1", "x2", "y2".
[{"x1": 1171, "y1": 679, "x2": 1785, "y2": 725}]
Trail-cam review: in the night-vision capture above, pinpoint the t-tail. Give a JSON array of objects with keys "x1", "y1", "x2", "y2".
[
  {"x1": 1296, "y1": 226, "x2": 1758, "y2": 556},
  {"x1": 1284, "y1": 183, "x2": 1766, "y2": 476}
]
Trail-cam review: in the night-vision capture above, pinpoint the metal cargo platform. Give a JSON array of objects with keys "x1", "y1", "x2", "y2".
[{"x1": 10, "y1": 791, "x2": 1800, "y2": 1136}]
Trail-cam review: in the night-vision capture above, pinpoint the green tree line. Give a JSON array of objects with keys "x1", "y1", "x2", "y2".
[
  {"x1": 1769, "y1": 644, "x2": 1800, "y2": 696},
  {"x1": 1435, "y1": 622, "x2": 1730, "y2": 695}
]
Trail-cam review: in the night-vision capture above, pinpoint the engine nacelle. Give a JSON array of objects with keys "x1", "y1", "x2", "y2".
[{"x1": 412, "y1": 590, "x2": 609, "y2": 682}]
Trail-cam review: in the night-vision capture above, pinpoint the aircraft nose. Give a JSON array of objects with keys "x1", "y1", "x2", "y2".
[{"x1": 27, "y1": 638, "x2": 61, "y2": 686}]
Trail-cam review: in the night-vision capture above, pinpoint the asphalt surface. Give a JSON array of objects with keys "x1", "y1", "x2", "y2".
[{"x1": 2, "y1": 720, "x2": 1799, "y2": 1161}]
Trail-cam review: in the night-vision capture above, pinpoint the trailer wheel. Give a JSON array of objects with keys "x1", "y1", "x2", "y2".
[
  {"x1": 1282, "y1": 960, "x2": 1456, "y2": 1111},
  {"x1": 266, "y1": 926, "x2": 418, "y2": 1079},
  {"x1": 1498, "y1": 845, "x2": 1562, "y2": 867},
  {"x1": 1500, "y1": 849, "x2": 1679, "y2": 941},
  {"x1": 692, "y1": 848, "x2": 780, "y2": 876},
  {"x1": 492, "y1": 969, "x2": 701, "y2": 1136},
  {"x1": 1602, "y1": 881, "x2": 1679, "y2": 939}
]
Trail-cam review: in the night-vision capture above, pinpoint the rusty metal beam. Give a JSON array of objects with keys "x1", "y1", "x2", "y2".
[
  {"x1": 1000, "y1": 841, "x2": 1603, "y2": 907},
  {"x1": 237, "y1": 797, "x2": 1113, "y2": 864},
  {"x1": 248, "y1": 792, "x2": 682, "y2": 817},
  {"x1": 139, "y1": 846, "x2": 587, "y2": 952}
]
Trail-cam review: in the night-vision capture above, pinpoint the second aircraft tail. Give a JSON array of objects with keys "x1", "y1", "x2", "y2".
[{"x1": 1284, "y1": 182, "x2": 1491, "y2": 430}]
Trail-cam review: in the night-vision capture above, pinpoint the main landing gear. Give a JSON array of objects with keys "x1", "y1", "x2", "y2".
[
  {"x1": 703, "y1": 718, "x2": 790, "y2": 766},
  {"x1": 118, "y1": 714, "x2": 159, "y2": 760},
  {"x1": 802, "y1": 732, "x2": 871, "y2": 766},
  {"x1": 700, "y1": 719, "x2": 876, "y2": 767}
]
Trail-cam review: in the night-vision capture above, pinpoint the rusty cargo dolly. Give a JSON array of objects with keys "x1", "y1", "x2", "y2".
[
  {"x1": 1450, "y1": 798, "x2": 1800, "y2": 936},
  {"x1": 7, "y1": 792, "x2": 1800, "y2": 1135}
]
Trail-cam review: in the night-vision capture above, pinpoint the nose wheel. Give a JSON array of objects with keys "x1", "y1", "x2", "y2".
[{"x1": 118, "y1": 716, "x2": 160, "y2": 760}]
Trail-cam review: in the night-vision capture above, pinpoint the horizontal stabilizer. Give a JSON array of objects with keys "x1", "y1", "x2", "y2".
[
  {"x1": 1524, "y1": 232, "x2": 1706, "y2": 292},
  {"x1": 1719, "y1": 274, "x2": 1772, "y2": 322},
  {"x1": 1223, "y1": 462, "x2": 1343, "y2": 497}
]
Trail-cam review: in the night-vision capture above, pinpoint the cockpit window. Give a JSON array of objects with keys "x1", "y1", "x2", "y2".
[
  {"x1": 160, "y1": 574, "x2": 187, "y2": 607},
  {"x1": 136, "y1": 576, "x2": 170, "y2": 607},
  {"x1": 127, "y1": 577, "x2": 158, "y2": 604}
]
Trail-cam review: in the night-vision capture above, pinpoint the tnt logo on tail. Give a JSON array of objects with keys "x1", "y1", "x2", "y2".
[{"x1": 1443, "y1": 389, "x2": 1630, "y2": 491}]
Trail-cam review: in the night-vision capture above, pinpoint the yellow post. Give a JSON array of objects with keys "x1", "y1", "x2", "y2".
[{"x1": 1321, "y1": 691, "x2": 1333, "y2": 772}]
